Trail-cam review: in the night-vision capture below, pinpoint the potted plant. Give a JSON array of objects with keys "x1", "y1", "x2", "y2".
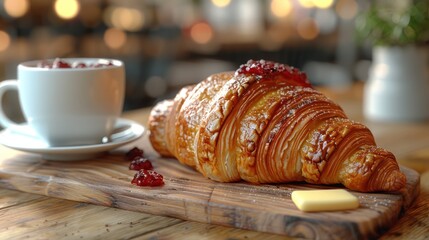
[{"x1": 355, "y1": 0, "x2": 429, "y2": 122}]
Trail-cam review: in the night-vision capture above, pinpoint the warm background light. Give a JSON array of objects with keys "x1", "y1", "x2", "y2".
[
  {"x1": 0, "y1": 31, "x2": 11, "y2": 52},
  {"x1": 190, "y1": 22, "x2": 213, "y2": 44},
  {"x1": 111, "y1": 7, "x2": 144, "y2": 32},
  {"x1": 54, "y1": 0, "x2": 80, "y2": 20},
  {"x1": 298, "y1": 0, "x2": 336, "y2": 9},
  {"x1": 297, "y1": 18, "x2": 319, "y2": 40},
  {"x1": 336, "y1": 0, "x2": 358, "y2": 20},
  {"x1": 271, "y1": 0, "x2": 293, "y2": 18},
  {"x1": 298, "y1": 0, "x2": 314, "y2": 8},
  {"x1": 211, "y1": 0, "x2": 231, "y2": 8},
  {"x1": 4, "y1": 0, "x2": 29, "y2": 18},
  {"x1": 313, "y1": 0, "x2": 334, "y2": 9},
  {"x1": 104, "y1": 28, "x2": 127, "y2": 49}
]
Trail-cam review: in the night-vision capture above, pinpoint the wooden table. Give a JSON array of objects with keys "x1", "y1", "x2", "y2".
[{"x1": 1, "y1": 84, "x2": 429, "y2": 239}]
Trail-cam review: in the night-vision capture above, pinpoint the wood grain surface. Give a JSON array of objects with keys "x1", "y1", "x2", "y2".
[{"x1": 0, "y1": 133, "x2": 420, "y2": 240}]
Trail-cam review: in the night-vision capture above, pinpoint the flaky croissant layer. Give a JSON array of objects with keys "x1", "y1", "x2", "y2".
[{"x1": 148, "y1": 60, "x2": 406, "y2": 192}]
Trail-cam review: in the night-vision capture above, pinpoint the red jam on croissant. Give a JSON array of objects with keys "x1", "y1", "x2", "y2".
[{"x1": 148, "y1": 59, "x2": 406, "y2": 192}]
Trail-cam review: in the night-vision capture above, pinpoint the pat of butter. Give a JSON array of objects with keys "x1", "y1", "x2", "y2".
[{"x1": 291, "y1": 189, "x2": 359, "y2": 212}]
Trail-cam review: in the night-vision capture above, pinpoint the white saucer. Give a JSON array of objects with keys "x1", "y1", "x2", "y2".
[{"x1": 0, "y1": 118, "x2": 145, "y2": 161}]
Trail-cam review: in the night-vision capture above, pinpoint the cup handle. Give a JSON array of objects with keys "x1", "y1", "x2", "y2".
[{"x1": 0, "y1": 80, "x2": 28, "y2": 132}]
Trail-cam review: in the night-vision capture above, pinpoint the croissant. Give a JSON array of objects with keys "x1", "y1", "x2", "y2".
[{"x1": 148, "y1": 60, "x2": 406, "y2": 192}]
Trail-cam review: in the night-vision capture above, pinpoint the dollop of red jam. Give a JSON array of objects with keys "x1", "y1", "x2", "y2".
[
  {"x1": 131, "y1": 170, "x2": 164, "y2": 187},
  {"x1": 72, "y1": 62, "x2": 87, "y2": 68},
  {"x1": 52, "y1": 58, "x2": 71, "y2": 68},
  {"x1": 37, "y1": 58, "x2": 114, "y2": 69},
  {"x1": 125, "y1": 147, "x2": 144, "y2": 161},
  {"x1": 235, "y1": 59, "x2": 311, "y2": 87},
  {"x1": 126, "y1": 147, "x2": 164, "y2": 187},
  {"x1": 129, "y1": 157, "x2": 153, "y2": 170}
]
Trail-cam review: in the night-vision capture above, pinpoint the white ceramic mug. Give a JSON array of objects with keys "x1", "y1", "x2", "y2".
[
  {"x1": 0, "y1": 58, "x2": 125, "y2": 146},
  {"x1": 364, "y1": 46, "x2": 429, "y2": 122}
]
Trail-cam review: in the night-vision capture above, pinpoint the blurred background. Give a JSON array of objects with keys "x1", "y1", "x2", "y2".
[{"x1": 0, "y1": 0, "x2": 426, "y2": 113}]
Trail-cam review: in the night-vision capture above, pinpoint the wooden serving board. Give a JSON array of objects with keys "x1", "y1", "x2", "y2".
[{"x1": 0, "y1": 135, "x2": 420, "y2": 240}]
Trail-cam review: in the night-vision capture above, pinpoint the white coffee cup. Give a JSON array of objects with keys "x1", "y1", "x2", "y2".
[{"x1": 0, "y1": 58, "x2": 125, "y2": 146}]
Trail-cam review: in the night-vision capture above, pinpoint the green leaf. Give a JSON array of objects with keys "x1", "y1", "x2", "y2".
[{"x1": 355, "y1": 0, "x2": 429, "y2": 46}]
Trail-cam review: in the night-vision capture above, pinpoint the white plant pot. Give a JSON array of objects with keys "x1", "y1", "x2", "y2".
[{"x1": 364, "y1": 45, "x2": 429, "y2": 122}]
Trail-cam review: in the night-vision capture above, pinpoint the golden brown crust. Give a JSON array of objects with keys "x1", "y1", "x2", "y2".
[
  {"x1": 148, "y1": 100, "x2": 174, "y2": 157},
  {"x1": 166, "y1": 85, "x2": 195, "y2": 159},
  {"x1": 218, "y1": 81, "x2": 297, "y2": 182},
  {"x1": 196, "y1": 74, "x2": 258, "y2": 181},
  {"x1": 339, "y1": 146, "x2": 406, "y2": 192},
  {"x1": 301, "y1": 118, "x2": 376, "y2": 185},
  {"x1": 148, "y1": 62, "x2": 407, "y2": 192},
  {"x1": 257, "y1": 88, "x2": 347, "y2": 183},
  {"x1": 175, "y1": 72, "x2": 233, "y2": 169}
]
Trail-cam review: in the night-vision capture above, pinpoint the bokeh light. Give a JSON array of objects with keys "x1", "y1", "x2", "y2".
[
  {"x1": 54, "y1": 0, "x2": 80, "y2": 20},
  {"x1": 336, "y1": 0, "x2": 358, "y2": 20},
  {"x1": 112, "y1": 7, "x2": 145, "y2": 32},
  {"x1": 212, "y1": 0, "x2": 231, "y2": 8},
  {"x1": 271, "y1": 0, "x2": 293, "y2": 18},
  {"x1": 313, "y1": 0, "x2": 334, "y2": 9},
  {"x1": 297, "y1": 18, "x2": 319, "y2": 40},
  {"x1": 190, "y1": 21, "x2": 213, "y2": 44},
  {"x1": 298, "y1": 0, "x2": 314, "y2": 8},
  {"x1": 4, "y1": 0, "x2": 29, "y2": 18},
  {"x1": 104, "y1": 28, "x2": 127, "y2": 49},
  {"x1": 103, "y1": 7, "x2": 145, "y2": 32},
  {"x1": 0, "y1": 31, "x2": 11, "y2": 52}
]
